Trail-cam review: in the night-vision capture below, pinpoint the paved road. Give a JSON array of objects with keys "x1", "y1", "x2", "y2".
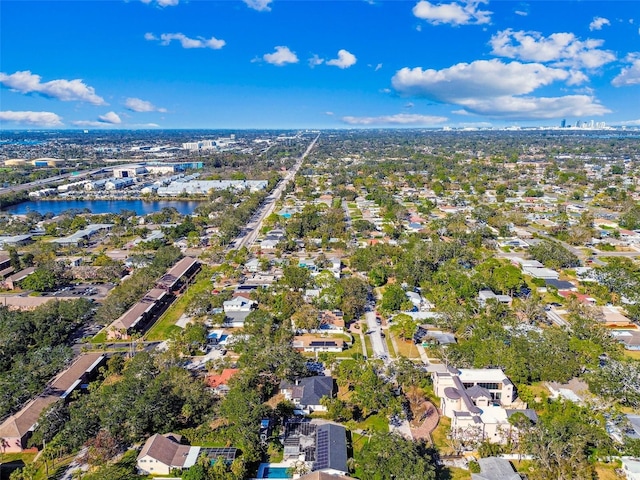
[
  {"x1": 546, "y1": 308, "x2": 570, "y2": 328},
  {"x1": 364, "y1": 307, "x2": 390, "y2": 363},
  {"x1": 232, "y1": 134, "x2": 319, "y2": 250}
]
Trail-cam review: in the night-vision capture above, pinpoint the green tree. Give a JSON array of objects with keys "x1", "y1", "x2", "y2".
[
  {"x1": 20, "y1": 268, "x2": 56, "y2": 292},
  {"x1": 381, "y1": 284, "x2": 406, "y2": 313},
  {"x1": 357, "y1": 432, "x2": 436, "y2": 480},
  {"x1": 390, "y1": 314, "x2": 418, "y2": 341}
]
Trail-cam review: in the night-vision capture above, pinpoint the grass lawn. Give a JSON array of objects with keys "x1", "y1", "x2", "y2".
[
  {"x1": 624, "y1": 350, "x2": 640, "y2": 360},
  {"x1": 363, "y1": 334, "x2": 373, "y2": 358},
  {"x1": 347, "y1": 413, "x2": 389, "y2": 435},
  {"x1": 595, "y1": 460, "x2": 622, "y2": 480},
  {"x1": 91, "y1": 330, "x2": 107, "y2": 344},
  {"x1": 437, "y1": 467, "x2": 471, "y2": 480},
  {"x1": 145, "y1": 269, "x2": 213, "y2": 341},
  {"x1": 431, "y1": 416, "x2": 453, "y2": 453},
  {"x1": 385, "y1": 334, "x2": 396, "y2": 358},
  {"x1": 0, "y1": 452, "x2": 37, "y2": 464},
  {"x1": 340, "y1": 333, "x2": 363, "y2": 358},
  {"x1": 391, "y1": 334, "x2": 421, "y2": 359}
]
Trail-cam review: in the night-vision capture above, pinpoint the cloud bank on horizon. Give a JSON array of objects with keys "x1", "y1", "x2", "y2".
[{"x1": 0, "y1": 0, "x2": 638, "y2": 128}]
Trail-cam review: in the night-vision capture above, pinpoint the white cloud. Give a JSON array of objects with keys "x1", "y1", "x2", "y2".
[
  {"x1": 392, "y1": 60, "x2": 575, "y2": 99},
  {"x1": 451, "y1": 94, "x2": 610, "y2": 119},
  {"x1": 0, "y1": 110, "x2": 63, "y2": 127},
  {"x1": 244, "y1": 0, "x2": 272, "y2": 11},
  {"x1": 98, "y1": 111, "x2": 122, "y2": 124},
  {"x1": 326, "y1": 49, "x2": 357, "y2": 69},
  {"x1": 263, "y1": 46, "x2": 298, "y2": 66},
  {"x1": 612, "y1": 55, "x2": 640, "y2": 87},
  {"x1": 412, "y1": 0, "x2": 492, "y2": 26},
  {"x1": 125, "y1": 97, "x2": 167, "y2": 113},
  {"x1": 0, "y1": 70, "x2": 105, "y2": 105},
  {"x1": 308, "y1": 54, "x2": 324, "y2": 67},
  {"x1": 489, "y1": 29, "x2": 616, "y2": 69},
  {"x1": 147, "y1": 32, "x2": 226, "y2": 49},
  {"x1": 514, "y1": 10, "x2": 528, "y2": 16},
  {"x1": 589, "y1": 16, "x2": 610, "y2": 31},
  {"x1": 391, "y1": 59, "x2": 609, "y2": 119},
  {"x1": 342, "y1": 113, "x2": 448, "y2": 125},
  {"x1": 141, "y1": 0, "x2": 179, "y2": 6},
  {"x1": 325, "y1": 111, "x2": 334, "y2": 116},
  {"x1": 375, "y1": 63, "x2": 383, "y2": 71},
  {"x1": 72, "y1": 120, "x2": 113, "y2": 127},
  {"x1": 404, "y1": 102, "x2": 415, "y2": 108}
]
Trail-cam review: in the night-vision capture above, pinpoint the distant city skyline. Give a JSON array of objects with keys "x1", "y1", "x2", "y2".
[{"x1": 1, "y1": 0, "x2": 639, "y2": 129}]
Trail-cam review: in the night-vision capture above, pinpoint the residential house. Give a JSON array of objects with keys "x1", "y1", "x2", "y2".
[
  {"x1": 222, "y1": 296, "x2": 257, "y2": 327},
  {"x1": 471, "y1": 457, "x2": 520, "y2": 480},
  {"x1": 620, "y1": 457, "x2": 640, "y2": 480},
  {"x1": 477, "y1": 290, "x2": 512, "y2": 307},
  {"x1": 205, "y1": 369, "x2": 239, "y2": 396},
  {"x1": 137, "y1": 433, "x2": 196, "y2": 476},
  {"x1": 611, "y1": 330, "x2": 640, "y2": 351},
  {"x1": 280, "y1": 376, "x2": 335, "y2": 412},
  {"x1": 298, "y1": 473, "x2": 357, "y2": 480},
  {"x1": 222, "y1": 296, "x2": 257, "y2": 312},
  {"x1": 292, "y1": 336, "x2": 344, "y2": 353},
  {"x1": 522, "y1": 266, "x2": 559, "y2": 280},
  {"x1": 313, "y1": 424, "x2": 349, "y2": 476},
  {"x1": 137, "y1": 433, "x2": 237, "y2": 476},
  {"x1": 433, "y1": 367, "x2": 536, "y2": 445},
  {"x1": 281, "y1": 421, "x2": 348, "y2": 476},
  {"x1": 318, "y1": 311, "x2": 345, "y2": 331}
]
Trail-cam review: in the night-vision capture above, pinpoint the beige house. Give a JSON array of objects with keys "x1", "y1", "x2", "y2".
[
  {"x1": 137, "y1": 434, "x2": 199, "y2": 476},
  {"x1": 137, "y1": 433, "x2": 237, "y2": 476},
  {"x1": 433, "y1": 367, "x2": 536, "y2": 445}
]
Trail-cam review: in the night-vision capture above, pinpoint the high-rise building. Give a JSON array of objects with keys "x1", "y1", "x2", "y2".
[{"x1": 561, "y1": 119, "x2": 566, "y2": 128}]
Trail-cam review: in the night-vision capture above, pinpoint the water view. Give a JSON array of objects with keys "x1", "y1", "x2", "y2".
[{"x1": 2, "y1": 199, "x2": 203, "y2": 216}]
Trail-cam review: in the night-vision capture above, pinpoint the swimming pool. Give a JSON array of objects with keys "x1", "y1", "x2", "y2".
[{"x1": 259, "y1": 466, "x2": 292, "y2": 478}]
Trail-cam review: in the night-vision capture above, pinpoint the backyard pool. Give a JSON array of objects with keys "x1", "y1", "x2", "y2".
[{"x1": 257, "y1": 464, "x2": 292, "y2": 479}]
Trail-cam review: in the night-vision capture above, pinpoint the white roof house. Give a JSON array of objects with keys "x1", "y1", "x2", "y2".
[
  {"x1": 222, "y1": 297, "x2": 257, "y2": 312},
  {"x1": 522, "y1": 267, "x2": 559, "y2": 280}
]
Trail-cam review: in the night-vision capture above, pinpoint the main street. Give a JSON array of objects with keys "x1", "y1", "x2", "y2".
[{"x1": 232, "y1": 134, "x2": 319, "y2": 250}]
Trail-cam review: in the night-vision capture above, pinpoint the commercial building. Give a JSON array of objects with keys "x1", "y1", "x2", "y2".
[
  {"x1": 105, "y1": 178, "x2": 135, "y2": 190},
  {"x1": 156, "y1": 180, "x2": 268, "y2": 197},
  {"x1": 113, "y1": 165, "x2": 147, "y2": 178},
  {"x1": 51, "y1": 224, "x2": 113, "y2": 246}
]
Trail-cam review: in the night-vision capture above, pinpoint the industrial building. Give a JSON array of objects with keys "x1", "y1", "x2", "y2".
[{"x1": 157, "y1": 179, "x2": 268, "y2": 197}]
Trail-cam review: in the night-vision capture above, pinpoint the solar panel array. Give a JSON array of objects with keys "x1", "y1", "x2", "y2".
[{"x1": 314, "y1": 428, "x2": 329, "y2": 470}]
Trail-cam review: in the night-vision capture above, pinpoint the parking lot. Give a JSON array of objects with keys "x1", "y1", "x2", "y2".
[{"x1": 43, "y1": 283, "x2": 114, "y2": 299}]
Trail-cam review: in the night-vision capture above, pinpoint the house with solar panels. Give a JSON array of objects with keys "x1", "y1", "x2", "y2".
[
  {"x1": 292, "y1": 336, "x2": 345, "y2": 353},
  {"x1": 281, "y1": 421, "x2": 349, "y2": 477}
]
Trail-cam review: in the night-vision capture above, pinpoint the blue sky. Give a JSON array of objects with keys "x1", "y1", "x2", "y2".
[{"x1": 1, "y1": 0, "x2": 639, "y2": 129}]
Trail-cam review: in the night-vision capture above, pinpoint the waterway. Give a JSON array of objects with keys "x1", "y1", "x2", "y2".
[{"x1": 2, "y1": 199, "x2": 203, "y2": 216}]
